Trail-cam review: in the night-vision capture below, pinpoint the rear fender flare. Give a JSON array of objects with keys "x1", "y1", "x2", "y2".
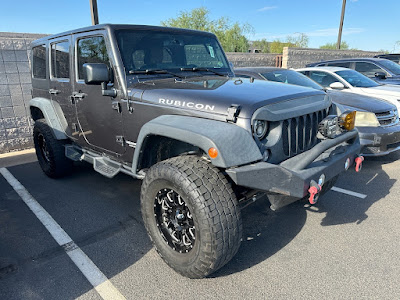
[{"x1": 29, "y1": 97, "x2": 68, "y2": 140}]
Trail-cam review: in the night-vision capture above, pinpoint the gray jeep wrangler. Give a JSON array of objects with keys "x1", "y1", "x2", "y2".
[{"x1": 29, "y1": 24, "x2": 362, "y2": 278}]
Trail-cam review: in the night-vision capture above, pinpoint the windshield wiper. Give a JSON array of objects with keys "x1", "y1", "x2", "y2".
[
  {"x1": 129, "y1": 69, "x2": 185, "y2": 79},
  {"x1": 180, "y1": 67, "x2": 227, "y2": 77}
]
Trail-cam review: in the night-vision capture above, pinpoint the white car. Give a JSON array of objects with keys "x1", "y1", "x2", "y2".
[{"x1": 296, "y1": 66, "x2": 400, "y2": 110}]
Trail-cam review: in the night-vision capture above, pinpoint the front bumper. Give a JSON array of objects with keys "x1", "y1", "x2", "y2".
[
  {"x1": 226, "y1": 130, "x2": 360, "y2": 209},
  {"x1": 358, "y1": 124, "x2": 400, "y2": 156}
]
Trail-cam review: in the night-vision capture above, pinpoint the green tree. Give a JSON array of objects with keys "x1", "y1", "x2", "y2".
[
  {"x1": 319, "y1": 41, "x2": 352, "y2": 50},
  {"x1": 286, "y1": 33, "x2": 309, "y2": 48},
  {"x1": 267, "y1": 33, "x2": 309, "y2": 53},
  {"x1": 269, "y1": 40, "x2": 295, "y2": 53},
  {"x1": 251, "y1": 39, "x2": 270, "y2": 53},
  {"x1": 161, "y1": 7, "x2": 253, "y2": 52}
]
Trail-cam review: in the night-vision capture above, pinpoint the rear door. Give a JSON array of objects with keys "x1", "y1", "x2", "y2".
[
  {"x1": 48, "y1": 36, "x2": 78, "y2": 139},
  {"x1": 72, "y1": 31, "x2": 125, "y2": 155}
]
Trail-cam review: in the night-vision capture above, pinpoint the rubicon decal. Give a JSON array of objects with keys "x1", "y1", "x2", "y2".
[{"x1": 159, "y1": 98, "x2": 215, "y2": 111}]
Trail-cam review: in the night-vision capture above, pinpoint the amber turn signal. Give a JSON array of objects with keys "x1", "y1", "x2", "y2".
[
  {"x1": 208, "y1": 147, "x2": 218, "y2": 159},
  {"x1": 339, "y1": 111, "x2": 356, "y2": 131}
]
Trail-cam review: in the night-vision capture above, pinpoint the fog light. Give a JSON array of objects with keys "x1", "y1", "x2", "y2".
[{"x1": 318, "y1": 115, "x2": 340, "y2": 139}]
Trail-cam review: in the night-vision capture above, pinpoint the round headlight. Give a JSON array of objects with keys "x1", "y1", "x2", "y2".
[{"x1": 253, "y1": 120, "x2": 268, "y2": 139}]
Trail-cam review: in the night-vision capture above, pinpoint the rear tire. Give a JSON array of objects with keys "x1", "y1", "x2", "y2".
[
  {"x1": 33, "y1": 119, "x2": 73, "y2": 178},
  {"x1": 141, "y1": 155, "x2": 242, "y2": 278}
]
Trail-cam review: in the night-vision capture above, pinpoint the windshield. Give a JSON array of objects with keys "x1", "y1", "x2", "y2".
[
  {"x1": 379, "y1": 59, "x2": 400, "y2": 75},
  {"x1": 114, "y1": 29, "x2": 230, "y2": 76},
  {"x1": 261, "y1": 69, "x2": 323, "y2": 90},
  {"x1": 335, "y1": 70, "x2": 380, "y2": 88}
]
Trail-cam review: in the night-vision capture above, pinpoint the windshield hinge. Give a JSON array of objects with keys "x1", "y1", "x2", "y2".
[
  {"x1": 116, "y1": 135, "x2": 125, "y2": 146},
  {"x1": 226, "y1": 105, "x2": 241, "y2": 123}
]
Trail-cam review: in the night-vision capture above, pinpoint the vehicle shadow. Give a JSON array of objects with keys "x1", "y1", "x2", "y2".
[
  {"x1": 308, "y1": 151, "x2": 398, "y2": 226},
  {"x1": 4, "y1": 151, "x2": 397, "y2": 286},
  {"x1": 2, "y1": 161, "x2": 152, "y2": 300},
  {"x1": 212, "y1": 197, "x2": 308, "y2": 277},
  {"x1": 214, "y1": 151, "x2": 398, "y2": 277}
]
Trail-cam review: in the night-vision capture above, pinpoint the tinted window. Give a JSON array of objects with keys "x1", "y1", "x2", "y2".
[
  {"x1": 308, "y1": 71, "x2": 340, "y2": 88},
  {"x1": 379, "y1": 59, "x2": 400, "y2": 75},
  {"x1": 51, "y1": 41, "x2": 70, "y2": 79},
  {"x1": 185, "y1": 44, "x2": 225, "y2": 68},
  {"x1": 77, "y1": 36, "x2": 109, "y2": 80},
  {"x1": 115, "y1": 29, "x2": 230, "y2": 75},
  {"x1": 335, "y1": 70, "x2": 379, "y2": 87},
  {"x1": 32, "y1": 45, "x2": 46, "y2": 79},
  {"x1": 354, "y1": 62, "x2": 384, "y2": 77},
  {"x1": 327, "y1": 62, "x2": 351, "y2": 68},
  {"x1": 261, "y1": 69, "x2": 323, "y2": 90}
]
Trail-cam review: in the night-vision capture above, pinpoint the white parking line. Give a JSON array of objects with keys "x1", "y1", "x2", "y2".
[
  {"x1": 0, "y1": 167, "x2": 126, "y2": 300},
  {"x1": 331, "y1": 186, "x2": 367, "y2": 199}
]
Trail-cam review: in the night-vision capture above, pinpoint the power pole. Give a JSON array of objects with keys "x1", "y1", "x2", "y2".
[
  {"x1": 90, "y1": 0, "x2": 99, "y2": 25},
  {"x1": 336, "y1": 0, "x2": 347, "y2": 50}
]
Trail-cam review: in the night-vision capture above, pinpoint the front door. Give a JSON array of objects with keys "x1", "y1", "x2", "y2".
[{"x1": 72, "y1": 31, "x2": 125, "y2": 155}]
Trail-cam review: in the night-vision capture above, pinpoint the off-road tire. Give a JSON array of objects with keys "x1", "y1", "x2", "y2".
[
  {"x1": 33, "y1": 119, "x2": 73, "y2": 178},
  {"x1": 141, "y1": 155, "x2": 242, "y2": 278}
]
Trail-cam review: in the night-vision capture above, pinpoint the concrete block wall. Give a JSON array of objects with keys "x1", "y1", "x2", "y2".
[
  {"x1": 226, "y1": 52, "x2": 279, "y2": 67},
  {"x1": 282, "y1": 47, "x2": 384, "y2": 69},
  {"x1": 0, "y1": 32, "x2": 46, "y2": 154}
]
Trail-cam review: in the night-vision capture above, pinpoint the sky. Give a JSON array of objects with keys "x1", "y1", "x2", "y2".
[{"x1": 1, "y1": 0, "x2": 399, "y2": 52}]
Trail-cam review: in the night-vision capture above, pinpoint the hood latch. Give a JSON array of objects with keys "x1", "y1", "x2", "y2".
[{"x1": 226, "y1": 105, "x2": 241, "y2": 123}]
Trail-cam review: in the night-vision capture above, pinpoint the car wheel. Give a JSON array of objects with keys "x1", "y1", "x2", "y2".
[
  {"x1": 33, "y1": 119, "x2": 73, "y2": 178},
  {"x1": 141, "y1": 155, "x2": 242, "y2": 278}
]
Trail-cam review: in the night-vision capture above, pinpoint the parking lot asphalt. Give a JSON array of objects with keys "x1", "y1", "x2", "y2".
[{"x1": 1, "y1": 150, "x2": 400, "y2": 299}]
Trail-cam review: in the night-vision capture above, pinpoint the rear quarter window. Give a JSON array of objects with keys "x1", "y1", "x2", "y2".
[{"x1": 32, "y1": 45, "x2": 46, "y2": 79}]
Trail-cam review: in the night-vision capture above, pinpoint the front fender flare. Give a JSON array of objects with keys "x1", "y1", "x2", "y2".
[
  {"x1": 132, "y1": 115, "x2": 262, "y2": 171},
  {"x1": 29, "y1": 97, "x2": 68, "y2": 140}
]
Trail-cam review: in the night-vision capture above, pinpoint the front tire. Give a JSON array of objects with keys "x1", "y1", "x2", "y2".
[
  {"x1": 141, "y1": 156, "x2": 242, "y2": 278},
  {"x1": 33, "y1": 119, "x2": 73, "y2": 178}
]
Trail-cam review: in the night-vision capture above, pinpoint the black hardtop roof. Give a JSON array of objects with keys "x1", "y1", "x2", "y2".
[{"x1": 31, "y1": 23, "x2": 215, "y2": 44}]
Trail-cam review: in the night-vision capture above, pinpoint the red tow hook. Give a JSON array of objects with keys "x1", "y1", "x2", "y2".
[
  {"x1": 355, "y1": 156, "x2": 364, "y2": 172},
  {"x1": 308, "y1": 182, "x2": 322, "y2": 205}
]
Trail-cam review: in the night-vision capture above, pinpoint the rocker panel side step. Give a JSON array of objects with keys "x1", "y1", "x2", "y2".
[{"x1": 93, "y1": 157, "x2": 121, "y2": 178}]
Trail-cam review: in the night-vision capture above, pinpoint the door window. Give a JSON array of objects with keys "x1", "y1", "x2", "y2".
[
  {"x1": 50, "y1": 40, "x2": 70, "y2": 79},
  {"x1": 76, "y1": 36, "x2": 109, "y2": 80},
  {"x1": 327, "y1": 62, "x2": 351, "y2": 68},
  {"x1": 355, "y1": 62, "x2": 384, "y2": 77},
  {"x1": 308, "y1": 71, "x2": 340, "y2": 87}
]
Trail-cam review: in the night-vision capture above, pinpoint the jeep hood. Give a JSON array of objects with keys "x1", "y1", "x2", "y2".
[{"x1": 128, "y1": 77, "x2": 326, "y2": 119}]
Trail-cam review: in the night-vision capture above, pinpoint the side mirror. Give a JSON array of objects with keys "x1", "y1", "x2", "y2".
[
  {"x1": 83, "y1": 63, "x2": 111, "y2": 85},
  {"x1": 375, "y1": 71, "x2": 387, "y2": 79},
  {"x1": 329, "y1": 82, "x2": 345, "y2": 90}
]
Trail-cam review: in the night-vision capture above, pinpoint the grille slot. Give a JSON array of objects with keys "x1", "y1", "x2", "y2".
[
  {"x1": 376, "y1": 110, "x2": 398, "y2": 126},
  {"x1": 282, "y1": 109, "x2": 327, "y2": 157}
]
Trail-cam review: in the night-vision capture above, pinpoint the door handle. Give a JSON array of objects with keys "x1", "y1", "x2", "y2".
[
  {"x1": 71, "y1": 92, "x2": 87, "y2": 100},
  {"x1": 49, "y1": 89, "x2": 60, "y2": 95},
  {"x1": 69, "y1": 92, "x2": 87, "y2": 104}
]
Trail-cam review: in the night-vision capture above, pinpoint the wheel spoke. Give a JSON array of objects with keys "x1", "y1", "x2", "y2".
[{"x1": 154, "y1": 188, "x2": 195, "y2": 253}]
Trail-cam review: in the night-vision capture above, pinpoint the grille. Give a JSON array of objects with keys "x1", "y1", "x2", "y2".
[
  {"x1": 282, "y1": 109, "x2": 327, "y2": 157},
  {"x1": 376, "y1": 110, "x2": 398, "y2": 126}
]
